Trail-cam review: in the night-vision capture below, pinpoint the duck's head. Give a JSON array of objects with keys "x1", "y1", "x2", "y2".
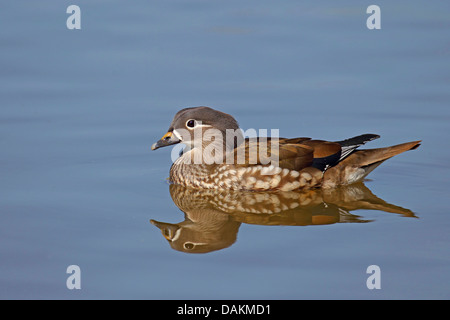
[{"x1": 151, "y1": 106, "x2": 243, "y2": 152}]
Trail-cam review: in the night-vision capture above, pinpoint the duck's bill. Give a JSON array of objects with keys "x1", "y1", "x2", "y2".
[
  {"x1": 150, "y1": 219, "x2": 180, "y2": 241},
  {"x1": 151, "y1": 131, "x2": 181, "y2": 150}
]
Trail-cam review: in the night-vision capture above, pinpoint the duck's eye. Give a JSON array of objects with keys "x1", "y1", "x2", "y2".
[
  {"x1": 184, "y1": 242, "x2": 195, "y2": 250},
  {"x1": 186, "y1": 119, "x2": 196, "y2": 128}
]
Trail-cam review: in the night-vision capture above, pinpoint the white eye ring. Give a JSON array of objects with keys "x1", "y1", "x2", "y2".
[{"x1": 186, "y1": 119, "x2": 196, "y2": 129}]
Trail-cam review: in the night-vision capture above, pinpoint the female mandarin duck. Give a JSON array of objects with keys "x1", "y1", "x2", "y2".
[{"x1": 151, "y1": 106, "x2": 420, "y2": 191}]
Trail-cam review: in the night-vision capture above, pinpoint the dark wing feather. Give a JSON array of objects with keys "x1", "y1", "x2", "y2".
[
  {"x1": 335, "y1": 134, "x2": 380, "y2": 161},
  {"x1": 298, "y1": 140, "x2": 342, "y2": 171}
]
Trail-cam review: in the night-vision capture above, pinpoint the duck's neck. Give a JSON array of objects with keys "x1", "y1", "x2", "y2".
[
  {"x1": 170, "y1": 149, "x2": 221, "y2": 188},
  {"x1": 175, "y1": 137, "x2": 239, "y2": 166},
  {"x1": 170, "y1": 129, "x2": 245, "y2": 187}
]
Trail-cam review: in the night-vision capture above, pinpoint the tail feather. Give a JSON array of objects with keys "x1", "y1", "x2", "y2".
[
  {"x1": 323, "y1": 140, "x2": 421, "y2": 188},
  {"x1": 345, "y1": 140, "x2": 421, "y2": 167}
]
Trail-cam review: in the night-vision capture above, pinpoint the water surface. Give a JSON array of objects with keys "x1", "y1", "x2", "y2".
[{"x1": 1, "y1": 0, "x2": 449, "y2": 299}]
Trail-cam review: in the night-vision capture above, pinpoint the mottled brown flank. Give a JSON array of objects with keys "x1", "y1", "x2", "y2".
[{"x1": 171, "y1": 162, "x2": 320, "y2": 191}]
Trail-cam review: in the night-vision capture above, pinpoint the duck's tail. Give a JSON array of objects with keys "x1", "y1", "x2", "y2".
[{"x1": 322, "y1": 140, "x2": 421, "y2": 188}]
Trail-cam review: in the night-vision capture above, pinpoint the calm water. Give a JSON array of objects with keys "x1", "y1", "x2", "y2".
[{"x1": 1, "y1": 0, "x2": 449, "y2": 299}]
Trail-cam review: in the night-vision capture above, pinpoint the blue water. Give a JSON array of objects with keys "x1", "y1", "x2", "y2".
[{"x1": 1, "y1": 0, "x2": 449, "y2": 299}]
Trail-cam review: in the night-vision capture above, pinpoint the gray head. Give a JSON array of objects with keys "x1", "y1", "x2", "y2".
[{"x1": 151, "y1": 106, "x2": 243, "y2": 152}]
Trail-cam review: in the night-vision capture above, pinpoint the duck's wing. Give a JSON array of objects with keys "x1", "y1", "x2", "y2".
[
  {"x1": 335, "y1": 134, "x2": 380, "y2": 161},
  {"x1": 231, "y1": 134, "x2": 382, "y2": 172},
  {"x1": 300, "y1": 134, "x2": 381, "y2": 171},
  {"x1": 232, "y1": 138, "x2": 314, "y2": 171},
  {"x1": 298, "y1": 139, "x2": 342, "y2": 171}
]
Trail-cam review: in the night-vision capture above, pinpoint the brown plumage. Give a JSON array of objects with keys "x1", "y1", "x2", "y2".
[{"x1": 151, "y1": 106, "x2": 421, "y2": 191}]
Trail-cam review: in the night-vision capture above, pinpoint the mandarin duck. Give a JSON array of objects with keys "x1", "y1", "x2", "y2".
[{"x1": 151, "y1": 107, "x2": 420, "y2": 191}]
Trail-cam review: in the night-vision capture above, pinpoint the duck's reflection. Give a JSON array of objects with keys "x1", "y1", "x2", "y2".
[{"x1": 151, "y1": 183, "x2": 416, "y2": 254}]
